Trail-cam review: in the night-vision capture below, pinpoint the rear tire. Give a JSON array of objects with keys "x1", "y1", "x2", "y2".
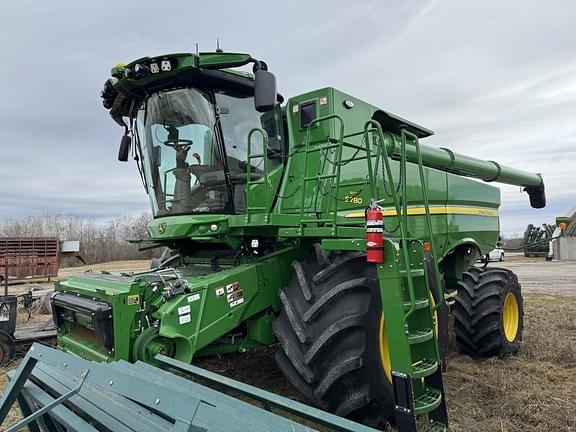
[
  {"x1": 273, "y1": 247, "x2": 447, "y2": 428},
  {"x1": 453, "y1": 267, "x2": 523, "y2": 357}
]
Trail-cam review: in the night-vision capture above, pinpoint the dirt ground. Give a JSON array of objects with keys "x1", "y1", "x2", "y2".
[
  {"x1": 497, "y1": 252, "x2": 576, "y2": 296},
  {"x1": 3, "y1": 260, "x2": 150, "y2": 295},
  {"x1": 1, "y1": 256, "x2": 575, "y2": 431}
]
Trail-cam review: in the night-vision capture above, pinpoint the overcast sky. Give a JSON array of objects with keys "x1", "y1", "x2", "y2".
[{"x1": 1, "y1": 0, "x2": 575, "y2": 235}]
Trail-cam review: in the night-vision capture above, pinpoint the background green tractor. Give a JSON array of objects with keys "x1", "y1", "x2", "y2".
[{"x1": 51, "y1": 51, "x2": 545, "y2": 430}]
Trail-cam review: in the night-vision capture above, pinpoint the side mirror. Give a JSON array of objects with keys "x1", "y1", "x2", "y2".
[
  {"x1": 118, "y1": 135, "x2": 131, "y2": 162},
  {"x1": 254, "y1": 70, "x2": 277, "y2": 113}
]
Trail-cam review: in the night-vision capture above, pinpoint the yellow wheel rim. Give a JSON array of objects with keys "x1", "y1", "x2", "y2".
[
  {"x1": 502, "y1": 292, "x2": 519, "y2": 342},
  {"x1": 379, "y1": 293, "x2": 438, "y2": 383},
  {"x1": 378, "y1": 315, "x2": 393, "y2": 383}
]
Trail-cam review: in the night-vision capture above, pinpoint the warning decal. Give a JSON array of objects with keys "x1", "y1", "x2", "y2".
[
  {"x1": 179, "y1": 314, "x2": 191, "y2": 325},
  {"x1": 226, "y1": 281, "x2": 240, "y2": 293}
]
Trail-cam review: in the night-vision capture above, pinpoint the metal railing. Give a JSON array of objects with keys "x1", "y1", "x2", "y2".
[{"x1": 242, "y1": 118, "x2": 445, "y2": 311}]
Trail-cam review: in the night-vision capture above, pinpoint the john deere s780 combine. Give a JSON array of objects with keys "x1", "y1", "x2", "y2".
[{"x1": 51, "y1": 52, "x2": 545, "y2": 430}]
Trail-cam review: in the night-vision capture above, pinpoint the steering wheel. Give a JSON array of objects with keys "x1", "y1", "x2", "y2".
[{"x1": 164, "y1": 139, "x2": 193, "y2": 149}]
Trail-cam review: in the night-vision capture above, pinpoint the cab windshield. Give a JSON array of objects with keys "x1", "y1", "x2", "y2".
[{"x1": 137, "y1": 87, "x2": 283, "y2": 217}]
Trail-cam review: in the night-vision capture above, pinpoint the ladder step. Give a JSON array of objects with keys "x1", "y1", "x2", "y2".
[
  {"x1": 304, "y1": 174, "x2": 338, "y2": 181},
  {"x1": 407, "y1": 328, "x2": 434, "y2": 344},
  {"x1": 411, "y1": 358, "x2": 438, "y2": 379},
  {"x1": 414, "y1": 386, "x2": 443, "y2": 415},
  {"x1": 425, "y1": 421, "x2": 448, "y2": 432},
  {"x1": 398, "y1": 268, "x2": 425, "y2": 277},
  {"x1": 403, "y1": 298, "x2": 429, "y2": 311},
  {"x1": 344, "y1": 180, "x2": 369, "y2": 187},
  {"x1": 305, "y1": 143, "x2": 340, "y2": 152},
  {"x1": 300, "y1": 218, "x2": 334, "y2": 223}
]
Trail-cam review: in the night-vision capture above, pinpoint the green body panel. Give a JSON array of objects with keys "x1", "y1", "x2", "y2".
[
  {"x1": 55, "y1": 273, "x2": 147, "y2": 361},
  {"x1": 147, "y1": 214, "x2": 229, "y2": 239},
  {"x1": 56, "y1": 246, "x2": 304, "y2": 363},
  {"x1": 153, "y1": 249, "x2": 300, "y2": 362}
]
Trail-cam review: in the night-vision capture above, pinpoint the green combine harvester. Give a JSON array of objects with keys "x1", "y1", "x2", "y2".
[
  {"x1": 522, "y1": 223, "x2": 555, "y2": 257},
  {"x1": 50, "y1": 51, "x2": 546, "y2": 431}
]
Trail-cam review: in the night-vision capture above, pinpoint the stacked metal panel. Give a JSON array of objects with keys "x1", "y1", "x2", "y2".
[{"x1": 0, "y1": 343, "x2": 378, "y2": 432}]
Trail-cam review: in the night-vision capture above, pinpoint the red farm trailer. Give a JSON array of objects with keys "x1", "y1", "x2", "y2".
[{"x1": 0, "y1": 237, "x2": 60, "y2": 295}]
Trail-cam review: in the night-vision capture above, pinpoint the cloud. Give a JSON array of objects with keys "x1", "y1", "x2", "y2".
[{"x1": 0, "y1": 0, "x2": 574, "y2": 235}]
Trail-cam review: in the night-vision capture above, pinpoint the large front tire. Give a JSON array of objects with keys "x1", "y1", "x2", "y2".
[{"x1": 273, "y1": 248, "x2": 447, "y2": 428}]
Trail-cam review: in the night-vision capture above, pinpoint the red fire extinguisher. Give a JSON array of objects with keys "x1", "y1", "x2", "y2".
[{"x1": 366, "y1": 204, "x2": 384, "y2": 263}]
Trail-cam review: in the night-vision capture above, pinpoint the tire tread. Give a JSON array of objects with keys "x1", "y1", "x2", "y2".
[{"x1": 453, "y1": 266, "x2": 523, "y2": 357}]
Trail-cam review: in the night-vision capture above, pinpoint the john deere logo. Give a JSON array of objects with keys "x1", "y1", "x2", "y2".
[{"x1": 158, "y1": 223, "x2": 166, "y2": 234}]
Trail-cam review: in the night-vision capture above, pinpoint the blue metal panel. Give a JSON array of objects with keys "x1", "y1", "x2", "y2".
[
  {"x1": 156, "y1": 355, "x2": 380, "y2": 432},
  {"x1": 0, "y1": 344, "x2": 379, "y2": 432}
]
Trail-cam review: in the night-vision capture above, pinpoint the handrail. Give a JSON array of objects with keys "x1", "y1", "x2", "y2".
[
  {"x1": 298, "y1": 114, "x2": 345, "y2": 233},
  {"x1": 246, "y1": 128, "x2": 271, "y2": 222},
  {"x1": 401, "y1": 128, "x2": 445, "y2": 311},
  {"x1": 363, "y1": 121, "x2": 418, "y2": 320}
]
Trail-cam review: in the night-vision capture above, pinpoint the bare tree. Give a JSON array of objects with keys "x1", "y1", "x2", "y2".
[{"x1": 0, "y1": 213, "x2": 159, "y2": 266}]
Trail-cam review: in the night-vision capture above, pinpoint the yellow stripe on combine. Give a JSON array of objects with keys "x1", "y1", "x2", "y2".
[{"x1": 344, "y1": 206, "x2": 499, "y2": 218}]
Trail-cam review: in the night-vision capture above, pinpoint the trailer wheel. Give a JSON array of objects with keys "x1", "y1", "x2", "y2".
[
  {"x1": 453, "y1": 267, "x2": 523, "y2": 357},
  {"x1": 273, "y1": 247, "x2": 447, "y2": 428},
  {"x1": 0, "y1": 329, "x2": 15, "y2": 366}
]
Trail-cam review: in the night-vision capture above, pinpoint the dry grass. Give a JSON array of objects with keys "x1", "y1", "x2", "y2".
[
  {"x1": 5, "y1": 260, "x2": 150, "y2": 295},
  {"x1": 0, "y1": 358, "x2": 26, "y2": 430},
  {"x1": 444, "y1": 294, "x2": 576, "y2": 432},
  {"x1": 1, "y1": 294, "x2": 575, "y2": 431},
  {"x1": 55, "y1": 260, "x2": 150, "y2": 277}
]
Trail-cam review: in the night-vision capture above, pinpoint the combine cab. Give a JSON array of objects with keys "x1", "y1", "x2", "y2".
[{"x1": 50, "y1": 52, "x2": 545, "y2": 431}]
